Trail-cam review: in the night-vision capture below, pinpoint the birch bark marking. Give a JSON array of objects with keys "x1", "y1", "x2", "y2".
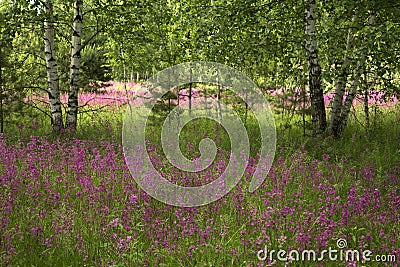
[
  {"x1": 0, "y1": 64, "x2": 3, "y2": 134},
  {"x1": 304, "y1": 0, "x2": 326, "y2": 135},
  {"x1": 66, "y1": 0, "x2": 83, "y2": 131},
  {"x1": 215, "y1": 57, "x2": 222, "y2": 123},
  {"x1": 44, "y1": 0, "x2": 63, "y2": 133},
  {"x1": 338, "y1": 11, "x2": 376, "y2": 136},
  {"x1": 329, "y1": 10, "x2": 358, "y2": 136}
]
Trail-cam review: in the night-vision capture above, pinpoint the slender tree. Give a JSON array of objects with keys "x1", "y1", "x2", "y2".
[
  {"x1": 328, "y1": 6, "x2": 376, "y2": 137},
  {"x1": 304, "y1": 0, "x2": 326, "y2": 135},
  {"x1": 66, "y1": 0, "x2": 83, "y2": 131},
  {"x1": 328, "y1": 9, "x2": 358, "y2": 136},
  {"x1": 43, "y1": 0, "x2": 63, "y2": 133},
  {"x1": 337, "y1": 11, "x2": 376, "y2": 135},
  {"x1": 0, "y1": 57, "x2": 3, "y2": 134}
]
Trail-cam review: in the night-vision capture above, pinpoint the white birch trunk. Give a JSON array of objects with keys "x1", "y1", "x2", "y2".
[
  {"x1": 304, "y1": 0, "x2": 326, "y2": 134},
  {"x1": 328, "y1": 11, "x2": 358, "y2": 135},
  {"x1": 0, "y1": 64, "x2": 3, "y2": 133},
  {"x1": 334, "y1": 12, "x2": 376, "y2": 136},
  {"x1": 215, "y1": 57, "x2": 222, "y2": 123},
  {"x1": 337, "y1": 60, "x2": 362, "y2": 133},
  {"x1": 66, "y1": 0, "x2": 83, "y2": 131},
  {"x1": 44, "y1": 0, "x2": 63, "y2": 133}
]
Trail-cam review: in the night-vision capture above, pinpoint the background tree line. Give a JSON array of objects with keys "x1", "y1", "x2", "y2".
[{"x1": 0, "y1": 0, "x2": 399, "y2": 136}]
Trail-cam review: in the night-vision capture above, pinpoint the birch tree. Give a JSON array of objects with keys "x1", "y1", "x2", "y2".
[
  {"x1": 334, "y1": 11, "x2": 376, "y2": 136},
  {"x1": 328, "y1": 9, "x2": 358, "y2": 136},
  {"x1": 43, "y1": 0, "x2": 63, "y2": 133},
  {"x1": 327, "y1": 6, "x2": 376, "y2": 137},
  {"x1": 66, "y1": 0, "x2": 83, "y2": 131},
  {"x1": 304, "y1": 0, "x2": 326, "y2": 135}
]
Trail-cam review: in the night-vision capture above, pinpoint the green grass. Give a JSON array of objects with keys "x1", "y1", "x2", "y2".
[{"x1": 1, "y1": 100, "x2": 399, "y2": 267}]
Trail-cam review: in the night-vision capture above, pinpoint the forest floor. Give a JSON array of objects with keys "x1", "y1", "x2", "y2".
[{"x1": 1, "y1": 82, "x2": 399, "y2": 266}]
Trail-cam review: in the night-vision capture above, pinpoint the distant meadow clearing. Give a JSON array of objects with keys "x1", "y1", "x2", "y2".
[{"x1": 1, "y1": 82, "x2": 399, "y2": 266}]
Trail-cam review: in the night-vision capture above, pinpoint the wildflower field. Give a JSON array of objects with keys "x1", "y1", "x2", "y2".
[{"x1": 1, "y1": 82, "x2": 399, "y2": 266}]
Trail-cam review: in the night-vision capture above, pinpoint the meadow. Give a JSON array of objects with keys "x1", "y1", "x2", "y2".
[{"x1": 1, "y1": 82, "x2": 399, "y2": 266}]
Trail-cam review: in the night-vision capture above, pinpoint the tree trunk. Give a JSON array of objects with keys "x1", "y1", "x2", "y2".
[
  {"x1": 328, "y1": 11, "x2": 358, "y2": 136},
  {"x1": 66, "y1": 0, "x2": 83, "y2": 131},
  {"x1": 215, "y1": 59, "x2": 222, "y2": 123},
  {"x1": 333, "y1": 11, "x2": 375, "y2": 137},
  {"x1": 189, "y1": 64, "x2": 192, "y2": 117},
  {"x1": 304, "y1": 0, "x2": 326, "y2": 135},
  {"x1": 338, "y1": 60, "x2": 362, "y2": 132},
  {"x1": 44, "y1": 0, "x2": 63, "y2": 133},
  {"x1": 0, "y1": 64, "x2": 3, "y2": 134},
  {"x1": 364, "y1": 72, "x2": 370, "y2": 134}
]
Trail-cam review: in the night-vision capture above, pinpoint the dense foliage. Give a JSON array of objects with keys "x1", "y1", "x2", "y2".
[
  {"x1": 0, "y1": 0, "x2": 399, "y2": 134},
  {"x1": 0, "y1": 1, "x2": 399, "y2": 266},
  {"x1": 1, "y1": 84, "x2": 399, "y2": 266}
]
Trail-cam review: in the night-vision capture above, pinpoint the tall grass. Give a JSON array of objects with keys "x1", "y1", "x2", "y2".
[{"x1": 1, "y1": 87, "x2": 399, "y2": 266}]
